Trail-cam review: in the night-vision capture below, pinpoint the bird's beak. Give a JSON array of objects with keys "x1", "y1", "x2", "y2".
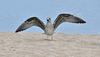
[{"x1": 47, "y1": 19, "x2": 49, "y2": 22}]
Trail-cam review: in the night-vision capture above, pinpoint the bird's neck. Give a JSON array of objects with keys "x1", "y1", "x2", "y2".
[
  {"x1": 45, "y1": 21, "x2": 53, "y2": 28},
  {"x1": 46, "y1": 21, "x2": 52, "y2": 25}
]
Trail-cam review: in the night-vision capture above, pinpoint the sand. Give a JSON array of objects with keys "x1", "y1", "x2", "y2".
[{"x1": 0, "y1": 32, "x2": 100, "y2": 57}]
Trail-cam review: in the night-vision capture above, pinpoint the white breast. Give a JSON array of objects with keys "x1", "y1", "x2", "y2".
[{"x1": 45, "y1": 22, "x2": 54, "y2": 36}]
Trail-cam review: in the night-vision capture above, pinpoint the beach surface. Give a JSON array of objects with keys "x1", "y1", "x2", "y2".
[{"x1": 0, "y1": 32, "x2": 100, "y2": 57}]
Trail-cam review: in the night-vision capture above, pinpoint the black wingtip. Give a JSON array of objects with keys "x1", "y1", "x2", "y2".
[
  {"x1": 82, "y1": 20, "x2": 86, "y2": 23},
  {"x1": 15, "y1": 29, "x2": 25, "y2": 33},
  {"x1": 15, "y1": 30, "x2": 21, "y2": 33},
  {"x1": 84, "y1": 21, "x2": 86, "y2": 23},
  {"x1": 78, "y1": 19, "x2": 86, "y2": 23},
  {"x1": 75, "y1": 20, "x2": 86, "y2": 24},
  {"x1": 15, "y1": 30, "x2": 19, "y2": 33}
]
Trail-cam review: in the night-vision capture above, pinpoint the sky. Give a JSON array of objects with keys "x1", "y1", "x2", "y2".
[{"x1": 0, "y1": 0, "x2": 100, "y2": 34}]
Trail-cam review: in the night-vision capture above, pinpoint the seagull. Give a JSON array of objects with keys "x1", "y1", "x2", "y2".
[{"x1": 15, "y1": 13, "x2": 86, "y2": 40}]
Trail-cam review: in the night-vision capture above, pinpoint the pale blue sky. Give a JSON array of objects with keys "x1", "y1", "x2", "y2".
[{"x1": 0, "y1": 0, "x2": 100, "y2": 34}]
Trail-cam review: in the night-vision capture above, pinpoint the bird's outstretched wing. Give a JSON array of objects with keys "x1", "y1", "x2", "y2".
[
  {"x1": 15, "y1": 17, "x2": 45, "y2": 32},
  {"x1": 53, "y1": 14, "x2": 86, "y2": 30}
]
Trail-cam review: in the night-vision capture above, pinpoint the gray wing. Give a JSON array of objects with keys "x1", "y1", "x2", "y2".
[
  {"x1": 53, "y1": 14, "x2": 86, "y2": 30},
  {"x1": 15, "y1": 17, "x2": 45, "y2": 32}
]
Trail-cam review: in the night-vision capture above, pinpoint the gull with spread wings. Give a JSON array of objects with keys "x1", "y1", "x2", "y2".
[{"x1": 15, "y1": 13, "x2": 86, "y2": 40}]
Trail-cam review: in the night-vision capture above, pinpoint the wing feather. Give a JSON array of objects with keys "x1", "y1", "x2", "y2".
[
  {"x1": 53, "y1": 14, "x2": 86, "y2": 30},
  {"x1": 15, "y1": 17, "x2": 45, "y2": 32}
]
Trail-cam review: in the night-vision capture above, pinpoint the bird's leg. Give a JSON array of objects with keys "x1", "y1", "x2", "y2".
[
  {"x1": 42, "y1": 33, "x2": 45, "y2": 34},
  {"x1": 47, "y1": 35, "x2": 49, "y2": 39},
  {"x1": 51, "y1": 36, "x2": 53, "y2": 40}
]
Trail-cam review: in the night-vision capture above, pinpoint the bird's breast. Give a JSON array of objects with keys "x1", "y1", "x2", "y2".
[
  {"x1": 45, "y1": 23, "x2": 54, "y2": 36},
  {"x1": 45, "y1": 28, "x2": 54, "y2": 36},
  {"x1": 45, "y1": 22, "x2": 54, "y2": 36}
]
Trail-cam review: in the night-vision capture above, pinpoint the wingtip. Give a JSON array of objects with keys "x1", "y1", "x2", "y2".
[
  {"x1": 75, "y1": 20, "x2": 86, "y2": 24},
  {"x1": 84, "y1": 21, "x2": 86, "y2": 23},
  {"x1": 82, "y1": 20, "x2": 86, "y2": 23},
  {"x1": 15, "y1": 30, "x2": 20, "y2": 33},
  {"x1": 15, "y1": 31, "x2": 18, "y2": 33},
  {"x1": 79, "y1": 19, "x2": 86, "y2": 23}
]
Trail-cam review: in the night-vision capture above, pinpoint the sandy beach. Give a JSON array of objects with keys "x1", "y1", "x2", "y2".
[{"x1": 0, "y1": 32, "x2": 100, "y2": 57}]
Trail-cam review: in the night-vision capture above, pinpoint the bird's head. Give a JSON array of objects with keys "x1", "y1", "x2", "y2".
[{"x1": 47, "y1": 17, "x2": 51, "y2": 22}]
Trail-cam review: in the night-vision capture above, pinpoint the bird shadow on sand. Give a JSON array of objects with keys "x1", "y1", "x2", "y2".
[
  {"x1": 35, "y1": 38, "x2": 56, "y2": 41},
  {"x1": 26, "y1": 37, "x2": 56, "y2": 42},
  {"x1": 42, "y1": 38, "x2": 56, "y2": 41}
]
